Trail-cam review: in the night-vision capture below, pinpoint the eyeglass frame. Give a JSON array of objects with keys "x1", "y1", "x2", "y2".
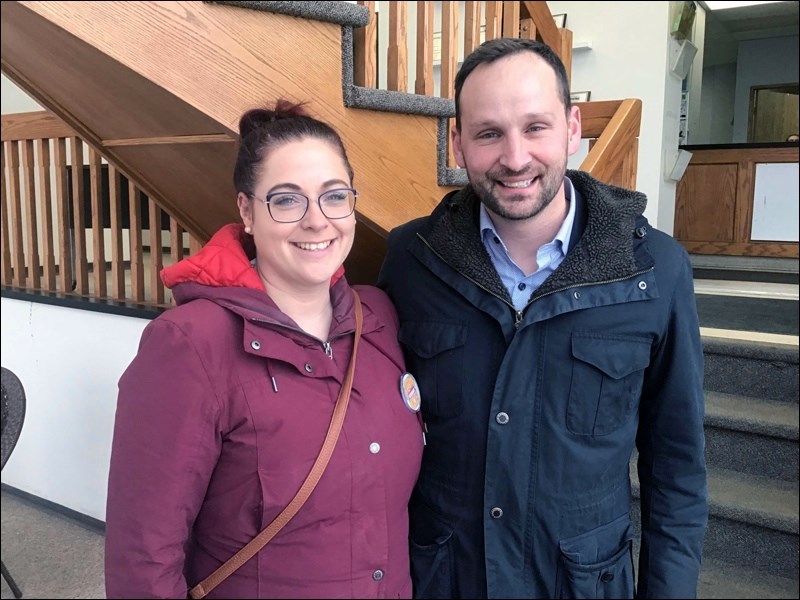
[{"x1": 248, "y1": 187, "x2": 358, "y2": 223}]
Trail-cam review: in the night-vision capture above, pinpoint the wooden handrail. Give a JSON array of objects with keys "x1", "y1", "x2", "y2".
[
  {"x1": 581, "y1": 99, "x2": 642, "y2": 185},
  {"x1": 521, "y1": 1, "x2": 561, "y2": 53},
  {"x1": 1, "y1": 111, "x2": 74, "y2": 141}
]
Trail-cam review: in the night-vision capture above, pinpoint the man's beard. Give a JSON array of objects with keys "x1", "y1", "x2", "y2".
[{"x1": 469, "y1": 158, "x2": 567, "y2": 221}]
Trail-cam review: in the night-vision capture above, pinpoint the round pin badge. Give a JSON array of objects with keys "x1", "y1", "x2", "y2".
[{"x1": 400, "y1": 372, "x2": 421, "y2": 413}]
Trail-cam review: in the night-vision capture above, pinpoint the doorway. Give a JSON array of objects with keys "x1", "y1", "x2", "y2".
[{"x1": 748, "y1": 84, "x2": 799, "y2": 143}]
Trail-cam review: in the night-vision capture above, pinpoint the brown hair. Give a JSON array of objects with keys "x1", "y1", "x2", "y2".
[{"x1": 233, "y1": 99, "x2": 354, "y2": 196}]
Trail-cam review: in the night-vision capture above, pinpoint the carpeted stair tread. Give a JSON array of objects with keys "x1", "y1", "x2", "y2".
[
  {"x1": 630, "y1": 462, "x2": 798, "y2": 533},
  {"x1": 698, "y1": 557, "x2": 800, "y2": 599},
  {"x1": 705, "y1": 391, "x2": 799, "y2": 440},
  {"x1": 705, "y1": 468, "x2": 798, "y2": 534}
]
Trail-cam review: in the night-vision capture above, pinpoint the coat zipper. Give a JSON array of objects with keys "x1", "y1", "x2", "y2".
[
  {"x1": 417, "y1": 233, "x2": 654, "y2": 329},
  {"x1": 249, "y1": 319, "x2": 350, "y2": 359}
]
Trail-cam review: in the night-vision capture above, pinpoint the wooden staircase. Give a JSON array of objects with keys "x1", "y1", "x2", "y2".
[{"x1": 1, "y1": 0, "x2": 641, "y2": 288}]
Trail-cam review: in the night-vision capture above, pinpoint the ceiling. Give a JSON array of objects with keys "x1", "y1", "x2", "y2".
[{"x1": 700, "y1": 1, "x2": 800, "y2": 67}]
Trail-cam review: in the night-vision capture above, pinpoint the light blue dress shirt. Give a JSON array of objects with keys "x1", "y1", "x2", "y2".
[{"x1": 480, "y1": 177, "x2": 577, "y2": 310}]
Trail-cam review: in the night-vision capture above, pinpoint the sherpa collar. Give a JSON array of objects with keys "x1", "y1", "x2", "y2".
[{"x1": 422, "y1": 170, "x2": 648, "y2": 302}]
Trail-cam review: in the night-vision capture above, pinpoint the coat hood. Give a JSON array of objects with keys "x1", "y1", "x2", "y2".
[{"x1": 160, "y1": 222, "x2": 345, "y2": 298}]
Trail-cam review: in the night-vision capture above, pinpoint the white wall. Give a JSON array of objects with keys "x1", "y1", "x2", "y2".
[
  {"x1": 1, "y1": 73, "x2": 43, "y2": 113},
  {"x1": 549, "y1": 1, "x2": 680, "y2": 232},
  {"x1": 0, "y1": 297, "x2": 149, "y2": 521},
  {"x1": 698, "y1": 63, "x2": 737, "y2": 144}
]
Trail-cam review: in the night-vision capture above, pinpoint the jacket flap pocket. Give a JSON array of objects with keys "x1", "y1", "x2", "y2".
[
  {"x1": 571, "y1": 333, "x2": 651, "y2": 379},
  {"x1": 559, "y1": 514, "x2": 634, "y2": 566},
  {"x1": 399, "y1": 321, "x2": 467, "y2": 359}
]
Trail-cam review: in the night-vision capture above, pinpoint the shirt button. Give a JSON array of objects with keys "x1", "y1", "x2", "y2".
[
  {"x1": 600, "y1": 572, "x2": 615, "y2": 582},
  {"x1": 490, "y1": 507, "x2": 503, "y2": 519},
  {"x1": 517, "y1": 282, "x2": 526, "y2": 291},
  {"x1": 493, "y1": 236, "x2": 500, "y2": 244},
  {"x1": 304, "y1": 363, "x2": 313, "y2": 373},
  {"x1": 496, "y1": 412, "x2": 510, "y2": 425},
  {"x1": 369, "y1": 442, "x2": 381, "y2": 454},
  {"x1": 372, "y1": 570, "x2": 384, "y2": 581}
]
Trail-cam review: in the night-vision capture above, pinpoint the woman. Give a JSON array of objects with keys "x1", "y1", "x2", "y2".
[{"x1": 104, "y1": 101, "x2": 424, "y2": 598}]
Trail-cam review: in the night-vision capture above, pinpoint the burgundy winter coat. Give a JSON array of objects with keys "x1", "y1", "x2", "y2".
[{"x1": 105, "y1": 224, "x2": 424, "y2": 598}]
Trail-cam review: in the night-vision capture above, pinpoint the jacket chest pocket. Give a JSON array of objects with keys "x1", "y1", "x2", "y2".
[
  {"x1": 399, "y1": 321, "x2": 467, "y2": 418},
  {"x1": 567, "y1": 333, "x2": 651, "y2": 436}
]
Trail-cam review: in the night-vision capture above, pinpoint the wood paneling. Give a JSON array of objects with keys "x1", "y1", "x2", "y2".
[
  {"x1": 674, "y1": 146, "x2": 799, "y2": 258},
  {"x1": 674, "y1": 164, "x2": 737, "y2": 241}
]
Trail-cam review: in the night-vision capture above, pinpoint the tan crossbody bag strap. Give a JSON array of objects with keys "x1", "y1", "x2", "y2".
[{"x1": 188, "y1": 289, "x2": 364, "y2": 600}]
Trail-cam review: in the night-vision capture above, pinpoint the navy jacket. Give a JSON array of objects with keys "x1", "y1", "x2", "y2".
[{"x1": 378, "y1": 171, "x2": 708, "y2": 599}]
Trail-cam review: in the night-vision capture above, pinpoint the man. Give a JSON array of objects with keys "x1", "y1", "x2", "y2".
[{"x1": 378, "y1": 38, "x2": 708, "y2": 599}]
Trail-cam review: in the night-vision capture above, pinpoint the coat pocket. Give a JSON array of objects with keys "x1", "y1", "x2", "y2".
[
  {"x1": 398, "y1": 320, "x2": 467, "y2": 418},
  {"x1": 555, "y1": 514, "x2": 636, "y2": 599},
  {"x1": 567, "y1": 333, "x2": 651, "y2": 436},
  {"x1": 409, "y1": 493, "x2": 456, "y2": 599}
]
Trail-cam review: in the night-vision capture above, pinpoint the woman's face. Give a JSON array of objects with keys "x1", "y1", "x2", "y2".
[{"x1": 238, "y1": 137, "x2": 356, "y2": 294}]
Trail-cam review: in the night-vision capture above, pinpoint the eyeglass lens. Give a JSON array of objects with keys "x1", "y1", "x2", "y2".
[{"x1": 268, "y1": 188, "x2": 356, "y2": 223}]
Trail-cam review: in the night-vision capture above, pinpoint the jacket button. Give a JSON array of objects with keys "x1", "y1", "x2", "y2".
[
  {"x1": 573, "y1": 291, "x2": 581, "y2": 300},
  {"x1": 496, "y1": 412, "x2": 509, "y2": 425},
  {"x1": 369, "y1": 442, "x2": 381, "y2": 454},
  {"x1": 638, "y1": 281, "x2": 647, "y2": 290},
  {"x1": 250, "y1": 340, "x2": 261, "y2": 350},
  {"x1": 490, "y1": 507, "x2": 503, "y2": 519},
  {"x1": 304, "y1": 363, "x2": 313, "y2": 373},
  {"x1": 600, "y1": 572, "x2": 614, "y2": 582},
  {"x1": 372, "y1": 570, "x2": 384, "y2": 581}
]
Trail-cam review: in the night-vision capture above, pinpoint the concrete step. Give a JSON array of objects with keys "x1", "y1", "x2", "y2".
[
  {"x1": 702, "y1": 337, "x2": 799, "y2": 404},
  {"x1": 705, "y1": 391, "x2": 799, "y2": 482}
]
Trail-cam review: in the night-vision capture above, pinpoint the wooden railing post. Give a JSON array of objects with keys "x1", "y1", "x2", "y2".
[
  {"x1": 108, "y1": 165, "x2": 125, "y2": 300},
  {"x1": 440, "y1": 1, "x2": 459, "y2": 100},
  {"x1": 1, "y1": 145, "x2": 12, "y2": 286},
  {"x1": 35, "y1": 139, "x2": 56, "y2": 290},
  {"x1": 69, "y1": 136, "x2": 89, "y2": 295},
  {"x1": 89, "y1": 147, "x2": 107, "y2": 298},
  {"x1": 6, "y1": 141, "x2": 25, "y2": 289},
  {"x1": 464, "y1": 1, "x2": 482, "y2": 55},
  {"x1": 387, "y1": 2, "x2": 409, "y2": 92},
  {"x1": 502, "y1": 1, "x2": 520, "y2": 38},
  {"x1": 53, "y1": 137, "x2": 73, "y2": 294},
  {"x1": 21, "y1": 140, "x2": 40, "y2": 290},
  {"x1": 415, "y1": 1, "x2": 434, "y2": 96},
  {"x1": 354, "y1": 1, "x2": 377, "y2": 88}
]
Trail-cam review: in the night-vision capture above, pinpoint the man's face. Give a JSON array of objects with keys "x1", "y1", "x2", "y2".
[{"x1": 452, "y1": 52, "x2": 581, "y2": 222}]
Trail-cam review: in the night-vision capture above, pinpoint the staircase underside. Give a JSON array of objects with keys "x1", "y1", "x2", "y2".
[{"x1": 1, "y1": 1, "x2": 452, "y2": 282}]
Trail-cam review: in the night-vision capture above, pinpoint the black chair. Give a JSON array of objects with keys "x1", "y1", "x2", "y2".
[{"x1": 1, "y1": 366, "x2": 26, "y2": 599}]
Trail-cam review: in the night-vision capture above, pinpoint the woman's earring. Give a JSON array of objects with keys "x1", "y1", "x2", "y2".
[{"x1": 244, "y1": 225, "x2": 252, "y2": 234}]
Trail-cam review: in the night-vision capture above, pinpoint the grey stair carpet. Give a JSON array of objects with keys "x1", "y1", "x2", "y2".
[
  {"x1": 696, "y1": 295, "x2": 798, "y2": 335},
  {"x1": 693, "y1": 268, "x2": 799, "y2": 285}
]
